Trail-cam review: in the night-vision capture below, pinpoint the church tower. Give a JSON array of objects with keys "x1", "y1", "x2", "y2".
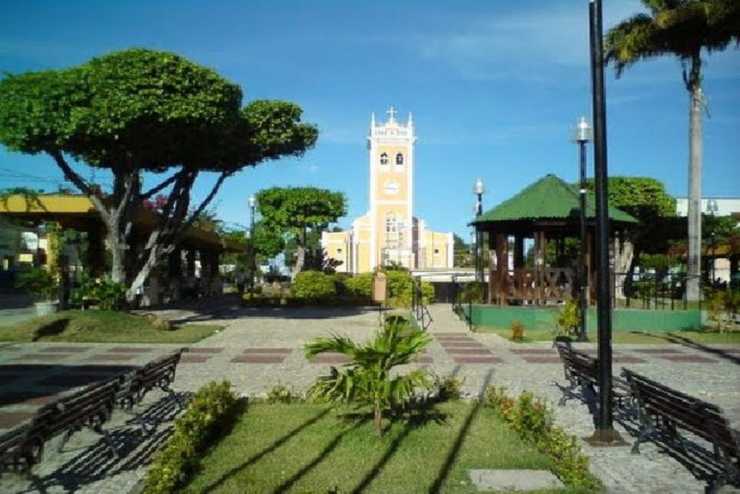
[
  {"x1": 368, "y1": 106, "x2": 416, "y2": 269},
  {"x1": 321, "y1": 106, "x2": 453, "y2": 274}
]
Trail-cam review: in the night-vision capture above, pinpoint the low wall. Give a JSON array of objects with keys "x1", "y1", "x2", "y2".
[{"x1": 465, "y1": 304, "x2": 702, "y2": 332}]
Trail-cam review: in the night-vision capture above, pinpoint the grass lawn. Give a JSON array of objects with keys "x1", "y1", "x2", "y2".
[
  {"x1": 183, "y1": 401, "x2": 584, "y2": 494},
  {"x1": 0, "y1": 310, "x2": 222, "y2": 343},
  {"x1": 480, "y1": 326, "x2": 740, "y2": 345}
]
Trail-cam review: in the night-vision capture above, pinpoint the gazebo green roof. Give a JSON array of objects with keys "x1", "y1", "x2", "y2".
[{"x1": 472, "y1": 174, "x2": 637, "y2": 225}]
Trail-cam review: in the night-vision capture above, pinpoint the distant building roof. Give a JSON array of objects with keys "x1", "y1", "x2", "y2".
[
  {"x1": 0, "y1": 193, "x2": 245, "y2": 252},
  {"x1": 472, "y1": 174, "x2": 637, "y2": 225}
]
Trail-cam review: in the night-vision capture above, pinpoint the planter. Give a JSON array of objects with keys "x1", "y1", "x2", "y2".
[{"x1": 34, "y1": 301, "x2": 58, "y2": 317}]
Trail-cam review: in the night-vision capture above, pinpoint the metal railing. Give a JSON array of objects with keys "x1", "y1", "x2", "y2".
[
  {"x1": 411, "y1": 276, "x2": 433, "y2": 331},
  {"x1": 612, "y1": 271, "x2": 702, "y2": 311}
]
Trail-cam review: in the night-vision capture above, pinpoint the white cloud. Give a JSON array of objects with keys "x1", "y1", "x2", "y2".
[{"x1": 414, "y1": 1, "x2": 647, "y2": 81}]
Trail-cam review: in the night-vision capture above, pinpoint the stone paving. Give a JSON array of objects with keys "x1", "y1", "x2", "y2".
[{"x1": 0, "y1": 303, "x2": 738, "y2": 493}]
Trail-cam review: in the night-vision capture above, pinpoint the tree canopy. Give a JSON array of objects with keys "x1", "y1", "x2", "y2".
[
  {"x1": 0, "y1": 48, "x2": 318, "y2": 300},
  {"x1": 256, "y1": 187, "x2": 346, "y2": 273}
]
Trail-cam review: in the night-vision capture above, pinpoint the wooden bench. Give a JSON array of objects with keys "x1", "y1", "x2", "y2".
[
  {"x1": 622, "y1": 368, "x2": 740, "y2": 494},
  {"x1": 116, "y1": 349, "x2": 185, "y2": 432},
  {"x1": 554, "y1": 339, "x2": 632, "y2": 419},
  {"x1": 0, "y1": 377, "x2": 121, "y2": 475}
]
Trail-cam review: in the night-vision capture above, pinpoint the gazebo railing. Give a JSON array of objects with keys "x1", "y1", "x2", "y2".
[{"x1": 489, "y1": 267, "x2": 575, "y2": 305}]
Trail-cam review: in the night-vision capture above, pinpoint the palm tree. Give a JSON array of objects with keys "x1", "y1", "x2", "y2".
[
  {"x1": 305, "y1": 319, "x2": 431, "y2": 436},
  {"x1": 605, "y1": 0, "x2": 740, "y2": 301}
]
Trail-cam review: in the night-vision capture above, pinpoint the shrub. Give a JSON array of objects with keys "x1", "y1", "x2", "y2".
[
  {"x1": 706, "y1": 289, "x2": 729, "y2": 332},
  {"x1": 15, "y1": 267, "x2": 58, "y2": 301},
  {"x1": 143, "y1": 381, "x2": 239, "y2": 494},
  {"x1": 553, "y1": 300, "x2": 580, "y2": 338},
  {"x1": 485, "y1": 386, "x2": 601, "y2": 491},
  {"x1": 433, "y1": 374, "x2": 464, "y2": 401},
  {"x1": 70, "y1": 274, "x2": 126, "y2": 310},
  {"x1": 384, "y1": 270, "x2": 434, "y2": 308},
  {"x1": 459, "y1": 282, "x2": 486, "y2": 303},
  {"x1": 510, "y1": 320, "x2": 525, "y2": 342},
  {"x1": 344, "y1": 272, "x2": 374, "y2": 300},
  {"x1": 292, "y1": 270, "x2": 336, "y2": 303},
  {"x1": 266, "y1": 384, "x2": 301, "y2": 404}
]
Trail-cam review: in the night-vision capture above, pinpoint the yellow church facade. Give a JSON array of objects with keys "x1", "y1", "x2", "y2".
[{"x1": 322, "y1": 107, "x2": 454, "y2": 274}]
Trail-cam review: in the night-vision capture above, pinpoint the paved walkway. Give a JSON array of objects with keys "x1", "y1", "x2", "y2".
[{"x1": 0, "y1": 304, "x2": 739, "y2": 493}]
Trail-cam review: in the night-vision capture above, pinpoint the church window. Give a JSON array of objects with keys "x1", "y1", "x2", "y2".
[
  {"x1": 395, "y1": 153, "x2": 404, "y2": 165},
  {"x1": 380, "y1": 153, "x2": 389, "y2": 165},
  {"x1": 337, "y1": 248, "x2": 342, "y2": 254},
  {"x1": 434, "y1": 249, "x2": 440, "y2": 254}
]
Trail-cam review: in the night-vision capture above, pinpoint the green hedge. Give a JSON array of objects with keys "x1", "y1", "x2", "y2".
[
  {"x1": 292, "y1": 271, "x2": 337, "y2": 303},
  {"x1": 143, "y1": 381, "x2": 240, "y2": 494},
  {"x1": 485, "y1": 386, "x2": 601, "y2": 491}
]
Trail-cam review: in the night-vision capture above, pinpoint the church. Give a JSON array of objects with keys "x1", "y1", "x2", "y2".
[{"x1": 322, "y1": 107, "x2": 454, "y2": 274}]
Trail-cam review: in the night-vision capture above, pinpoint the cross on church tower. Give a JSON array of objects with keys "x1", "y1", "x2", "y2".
[{"x1": 386, "y1": 105, "x2": 397, "y2": 123}]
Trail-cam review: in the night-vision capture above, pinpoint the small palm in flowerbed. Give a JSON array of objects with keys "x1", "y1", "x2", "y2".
[{"x1": 305, "y1": 319, "x2": 432, "y2": 436}]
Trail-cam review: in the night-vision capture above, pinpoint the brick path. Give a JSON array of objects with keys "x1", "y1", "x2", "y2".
[{"x1": 0, "y1": 304, "x2": 738, "y2": 493}]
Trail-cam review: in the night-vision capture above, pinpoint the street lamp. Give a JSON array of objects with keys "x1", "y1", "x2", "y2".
[
  {"x1": 248, "y1": 195, "x2": 257, "y2": 291},
  {"x1": 573, "y1": 116, "x2": 592, "y2": 342},
  {"x1": 473, "y1": 178, "x2": 485, "y2": 283},
  {"x1": 588, "y1": 0, "x2": 622, "y2": 445}
]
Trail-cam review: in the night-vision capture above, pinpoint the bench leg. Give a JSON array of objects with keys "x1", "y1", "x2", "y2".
[
  {"x1": 57, "y1": 428, "x2": 75, "y2": 453},
  {"x1": 631, "y1": 414, "x2": 656, "y2": 455},
  {"x1": 93, "y1": 424, "x2": 119, "y2": 459},
  {"x1": 582, "y1": 383, "x2": 599, "y2": 422},
  {"x1": 556, "y1": 379, "x2": 578, "y2": 407}
]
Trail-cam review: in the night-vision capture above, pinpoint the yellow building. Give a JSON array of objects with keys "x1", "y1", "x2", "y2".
[{"x1": 322, "y1": 107, "x2": 454, "y2": 273}]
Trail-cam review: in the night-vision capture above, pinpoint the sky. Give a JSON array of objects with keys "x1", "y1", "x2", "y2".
[{"x1": 1, "y1": 0, "x2": 739, "y2": 240}]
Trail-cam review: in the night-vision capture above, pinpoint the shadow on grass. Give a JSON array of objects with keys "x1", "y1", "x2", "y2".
[
  {"x1": 200, "y1": 407, "x2": 333, "y2": 492},
  {"x1": 273, "y1": 418, "x2": 369, "y2": 493},
  {"x1": 428, "y1": 368, "x2": 493, "y2": 494},
  {"x1": 32, "y1": 318, "x2": 70, "y2": 341},
  {"x1": 631, "y1": 331, "x2": 740, "y2": 365}
]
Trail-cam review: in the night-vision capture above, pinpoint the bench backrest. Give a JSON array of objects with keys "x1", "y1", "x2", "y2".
[
  {"x1": 118, "y1": 349, "x2": 183, "y2": 405},
  {"x1": 37, "y1": 377, "x2": 120, "y2": 439},
  {"x1": 623, "y1": 368, "x2": 739, "y2": 459},
  {"x1": 555, "y1": 341, "x2": 598, "y2": 383}
]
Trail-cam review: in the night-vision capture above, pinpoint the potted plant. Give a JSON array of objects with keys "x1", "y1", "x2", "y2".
[{"x1": 15, "y1": 267, "x2": 59, "y2": 316}]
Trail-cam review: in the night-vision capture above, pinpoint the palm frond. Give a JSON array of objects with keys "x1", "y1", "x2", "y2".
[{"x1": 304, "y1": 333, "x2": 357, "y2": 358}]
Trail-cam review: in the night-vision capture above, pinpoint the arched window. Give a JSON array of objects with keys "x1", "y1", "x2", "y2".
[
  {"x1": 385, "y1": 213, "x2": 398, "y2": 233},
  {"x1": 395, "y1": 153, "x2": 404, "y2": 165},
  {"x1": 380, "y1": 153, "x2": 389, "y2": 165}
]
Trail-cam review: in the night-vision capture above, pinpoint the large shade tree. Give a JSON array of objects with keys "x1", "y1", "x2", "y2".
[
  {"x1": 605, "y1": 0, "x2": 740, "y2": 300},
  {"x1": 0, "y1": 49, "x2": 317, "y2": 301},
  {"x1": 256, "y1": 187, "x2": 346, "y2": 274}
]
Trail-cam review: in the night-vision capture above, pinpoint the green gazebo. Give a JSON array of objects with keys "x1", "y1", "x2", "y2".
[{"x1": 471, "y1": 174, "x2": 637, "y2": 305}]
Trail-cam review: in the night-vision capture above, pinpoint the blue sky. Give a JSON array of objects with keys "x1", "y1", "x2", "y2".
[{"x1": 1, "y1": 0, "x2": 738, "y2": 239}]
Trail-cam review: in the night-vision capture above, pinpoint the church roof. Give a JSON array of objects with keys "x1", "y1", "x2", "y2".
[{"x1": 472, "y1": 174, "x2": 637, "y2": 225}]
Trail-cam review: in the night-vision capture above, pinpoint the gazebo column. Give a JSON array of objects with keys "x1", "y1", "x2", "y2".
[
  {"x1": 494, "y1": 233, "x2": 509, "y2": 306},
  {"x1": 534, "y1": 231, "x2": 547, "y2": 304},
  {"x1": 513, "y1": 235, "x2": 524, "y2": 269}
]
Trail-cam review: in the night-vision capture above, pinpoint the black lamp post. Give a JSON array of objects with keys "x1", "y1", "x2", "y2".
[
  {"x1": 573, "y1": 116, "x2": 592, "y2": 342},
  {"x1": 474, "y1": 178, "x2": 485, "y2": 283},
  {"x1": 589, "y1": 0, "x2": 622, "y2": 444},
  {"x1": 248, "y1": 195, "x2": 257, "y2": 291}
]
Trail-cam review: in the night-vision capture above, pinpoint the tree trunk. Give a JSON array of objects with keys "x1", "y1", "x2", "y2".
[
  {"x1": 373, "y1": 405, "x2": 383, "y2": 436},
  {"x1": 614, "y1": 237, "x2": 634, "y2": 300},
  {"x1": 294, "y1": 226, "x2": 307, "y2": 275},
  {"x1": 686, "y1": 55, "x2": 703, "y2": 302}
]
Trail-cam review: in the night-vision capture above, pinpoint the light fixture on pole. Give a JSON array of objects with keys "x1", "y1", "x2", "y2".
[
  {"x1": 572, "y1": 116, "x2": 592, "y2": 342},
  {"x1": 473, "y1": 178, "x2": 485, "y2": 283},
  {"x1": 248, "y1": 195, "x2": 257, "y2": 291}
]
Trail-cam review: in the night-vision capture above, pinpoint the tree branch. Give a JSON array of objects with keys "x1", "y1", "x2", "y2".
[
  {"x1": 48, "y1": 150, "x2": 112, "y2": 223},
  {"x1": 140, "y1": 170, "x2": 184, "y2": 201},
  {"x1": 182, "y1": 170, "x2": 233, "y2": 233}
]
